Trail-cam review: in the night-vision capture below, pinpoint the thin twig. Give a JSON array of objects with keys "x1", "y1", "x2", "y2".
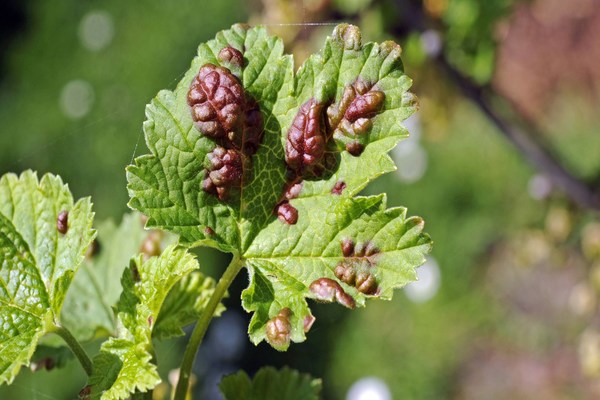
[{"x1": 393, "y1": 0, "x2": 600, "y2": 210}]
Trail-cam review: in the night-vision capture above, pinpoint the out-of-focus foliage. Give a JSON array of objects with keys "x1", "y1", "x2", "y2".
[
  {"x1": 2, "y1": 0, "x2": 600, "y2": 399},
  {"x1": 0, "y1": 0, "x2": 246, "y2": 220}
]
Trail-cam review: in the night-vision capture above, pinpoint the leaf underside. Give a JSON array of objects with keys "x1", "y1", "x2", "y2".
[
  {"x1": 0, "y1": 171, "x2": 95, "y2": 384},
  {"x1": 127, "y1": 23, "x2": 432, "y2": 350}
]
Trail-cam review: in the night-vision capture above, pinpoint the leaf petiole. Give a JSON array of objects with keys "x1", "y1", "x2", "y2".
[
  {"x1": 174, "y1": 254, "x2": 243, "y2": 400},
  {"x1": 52, "y1": 324, "x2": 93, "y2": 377}
]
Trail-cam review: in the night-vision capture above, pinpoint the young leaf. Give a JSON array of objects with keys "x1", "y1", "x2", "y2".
[
  {"x1": 88, "y1": 245, "x2": 211, "y2": 399},
  {"x1": 219, "y1": 366, "x2": 321, "y2": 400},
  {"x1": 0, "y1": 171, "x2": 95, "y2": 384},
  {"x1": 127, "y1": 24, "x2": 431, "y2": 350},
  {"x1": 61, "y1": 213, "x2": 148, "y2": 341},
  {"x1": 153, "y1": 271, "x2": 223, "y2": 340}
]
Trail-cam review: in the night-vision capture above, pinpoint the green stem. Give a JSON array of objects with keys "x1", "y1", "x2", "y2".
[
  {"x1": 174, "y1": 254, "x2": 243, "y2": 400},
  {"x1": 54, "y1": 324, "x2": 93, "y2": 376}
]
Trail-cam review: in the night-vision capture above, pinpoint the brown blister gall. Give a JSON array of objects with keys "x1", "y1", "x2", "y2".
[
  {"x1": 204, "y1": 226, "x2": 215, "y2": 236},
  {"x1": 140, "y1": 231, "x2": 162, "y2": 260},
  {"x1": 277, "y1": 202, "x2": 298, "y2": 225},
  {"x1": 265, "y1": 308, "x2": 292, "y2": 349},
  {"x1": 57, "y1": 210, "x2": 68, "y2": 234},
  {"x1": 345, "y1": 90, "x2": 385, "y2": 123},
  {"x1": 284, "y1": 181, "x2": 303, "y2": 200},
  {"x1": 285, "y1": 99, "x2": 327, "y2": 174},
  {"x1": 356, "y1": 273, "x2": 378, "y2": 295},
  {"x1": 187, "y1": 64, "x2": 244, "y2": 140},
  {"x1": 218, "y1": 46, "x2": 244, "y2": 68},
  {"x1": 309, "y1": 278, "x2": 356, "y2": 309},
  {"x1": 202, "y1": 146, "x2": 244, "y2": 200},
  {"x1": 341, "y1": 238, "x2": 355, "y2": 257},
  {"x1": 332, "y1": 180, "x2": 347, "y2": 195},
  {"x1": 303, "y1": 315, "x2": 316, "y2": 333},
  {"x1": 328, "y1": 81, "x2": 385, "y2": 156}
]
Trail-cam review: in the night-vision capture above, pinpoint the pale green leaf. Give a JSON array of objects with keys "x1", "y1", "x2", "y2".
[
  {"x1": 0, "y1": 170, "x2": 95, "y2": 384},
  {"x1": 219, "y1": 366, "x2": 321, "y2": 400},
  {"x1": 61, "y1": 213, "x2": 148, "y2": 341},
  {"x1": 127, "y1": 24, "x2": 431, "y2": 350},
  {"x1": 88, "y1": 245, "x2": 199, "y2": 399},
  {"x1": 153, "y1": 271, "x2": 223, "y2": 340}
]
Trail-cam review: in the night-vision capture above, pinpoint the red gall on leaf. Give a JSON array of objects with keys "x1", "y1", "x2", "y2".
[
  {"x1": 309, "y1": 278, "x2": 355, "y2": 309},
  {"x1": 265, "y1": 308, "x2": 292, "y2": 350},
  {"x1": 327, "y1": 81, "x2": 385, "y2": 156},
  {"x1": 202, "y1": 146, "x2": 244, "y2": 200},
  {"x1": 57, "y1": 210, "x2": 68, "y2": 234},
  {"x1": 218, "y1": 46, "x2": 244, "y2": 68},
  {"x1": 187, "y1": 64, "x2": 244, "y2": 140},
  {"x1": 285, "y1": 98, "x2": 327, "y2": 176},
  {"x1": 276, "y1": 202, "x2": 298, "y2": 225}
]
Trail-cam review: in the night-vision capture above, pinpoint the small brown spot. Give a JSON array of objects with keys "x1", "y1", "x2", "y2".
[
  {"x1": 303, "y1": 315, "x2": 316, "y2": 333},
  {"x1": 85, "y1": 239, "x2": 100, "y2": 259},
  {"x1": 332, "y1": 180, "x2": 347, "y2": 195},
  {"x1": 57, "y1": 211, "x2": 68, "y2": 234},
  {"x1": 204, "y1": 226, "x2": 215, "y2": 236},
  {"x1": 277, "y1": 202, "x2": 298, "y2": 225},
  {"x1": 79, "y1": 385, "x2": 92, "y2": 399},
  {"x1": 148, "y1": 316, "x2": 153, "y2": 327}
]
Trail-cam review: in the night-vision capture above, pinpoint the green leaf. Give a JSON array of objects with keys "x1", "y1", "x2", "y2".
[
  {"x1": 61, "y1": 213, "x2": 148, "y2": 342},
  {"x1": 154, "y1": 271, "x2": 223, "y2": 340},
  {"x1": 127, "y1": 24, "x2": 431, "y2": 350},
  {"x1": 219, "y1": 366, "x2": 321, "y2": 400},
  {"x1": 88, "y1": 245, "x2": 201, "y2": 399},
  {"x1": 0, "y1": 170, "x2": 95, "y2": 384}
]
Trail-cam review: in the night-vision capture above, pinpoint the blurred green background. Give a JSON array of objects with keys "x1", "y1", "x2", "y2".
[{"x1": 1, "y1": 0, "x2": 600, "y2": 399}]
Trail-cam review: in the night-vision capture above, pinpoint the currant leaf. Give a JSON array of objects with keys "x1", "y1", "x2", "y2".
[
  {"x1": 88, "y1": 245, "x2": 204, "y2": 399},
  {"x1": 127, "y1": 24, "x2": 431, "y2": 351},
  {"x1": 0, "y1": 171, "x2": 95, "y2": 384},
  {"x1": 219, "y1": 366, "x2": 321, "y2": 400},
  {"x1": 61, "y1": 213, "x2": 148, "y2": 342}
]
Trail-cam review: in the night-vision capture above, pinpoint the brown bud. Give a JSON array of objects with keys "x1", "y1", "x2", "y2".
[
  {"x1": 285, "y1": 98, "x2": 327, "y2": 175},
  {"x1": 277, "y1": 202, "x2": 298, "y2": 225},
  {"x1": 57, "y1": 210, "x2": 68, "y2": 234},
  {"x1": 187, "y1": 64, "x2": 244, "y2": 139},
  {"x1": 266, "y1": 308, "x2": 292, "y2": 350}
]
